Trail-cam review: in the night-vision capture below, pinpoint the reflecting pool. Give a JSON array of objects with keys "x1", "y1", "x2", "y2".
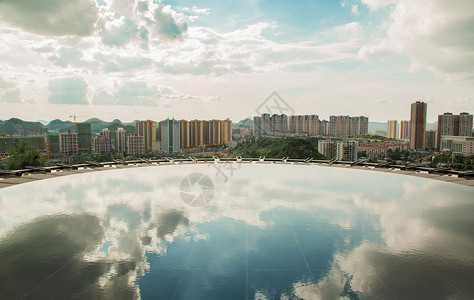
[{"x1": 0, "y1": 164, "x2": 473, "y2": 299}]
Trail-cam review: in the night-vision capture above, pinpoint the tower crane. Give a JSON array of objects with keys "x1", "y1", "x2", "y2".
[{"x1": 69, "y1": 114, "x2": 90, "y2": 131}]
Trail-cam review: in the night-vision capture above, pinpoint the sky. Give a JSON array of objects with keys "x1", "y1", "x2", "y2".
[{"x1": 0, "y1": 0, "x2": 473, "y2": 123}]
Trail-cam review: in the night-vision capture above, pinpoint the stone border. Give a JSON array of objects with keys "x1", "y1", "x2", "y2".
[{"x1": 1, "y1": 157, "x2": 473, "y2": 189}]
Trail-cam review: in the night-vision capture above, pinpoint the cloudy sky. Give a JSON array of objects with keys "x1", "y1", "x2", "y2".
[{"x1": 0, "y1": 0, "x2": 473, "y2": 123}]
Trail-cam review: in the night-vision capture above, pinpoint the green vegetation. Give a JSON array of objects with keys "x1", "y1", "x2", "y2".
[
  {"x1": 0, "y1": 118, "x2": 47, "y2": 136},
  {"x1": 233, "y1": 137, "x2": 325, "y2": 159},
  {"x1": 383, "y1": 148, "x2": 411, "y2": 162},
  {"x1": 7, "y1": 141, "x2": 45, "y2": 170},
  {"x1": 46, "y1": 119, "x2": 74, "y2": 132},
  {"x1": 343, "y1": 134, "x2": 397, "y2": 142},
  {"x1": 46, "y1": 118, "x2": 135, "y2": 134},
  {"x1": 427, "y1": 153, "x2": 473, "y2": 171}
]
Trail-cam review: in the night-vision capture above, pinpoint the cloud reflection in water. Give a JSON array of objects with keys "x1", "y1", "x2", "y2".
[{"x1": 0, "y1": 164, "x2": 472, "y2": 299}]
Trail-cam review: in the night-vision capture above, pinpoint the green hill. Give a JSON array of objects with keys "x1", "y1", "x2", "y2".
[
  {"x1": 46, "y1": 119, "x2": 74, "y2": 132},
  {"x1": 0, "y1": 118, "x2": 48, "y2": 136},
  {"x1": 234, "y1": 118, "x2": 253, "y2": 128},
  {"x1": 45, "y1": 118, "x2": 136, "y2": 134}
]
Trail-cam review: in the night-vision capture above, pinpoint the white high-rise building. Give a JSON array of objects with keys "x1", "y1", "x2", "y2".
[
  {"x1": 160, "y1": 118, "x2": 180, "y2": 153},
  {"x1": 127, "y1": 135, "x2": 144, "y2": 155},
  {"x1": 115, "y1": 128, "x2": 127, "y2": 154}
]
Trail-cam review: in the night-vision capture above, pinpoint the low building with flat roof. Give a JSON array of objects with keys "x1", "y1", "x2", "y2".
[{"x1": 440, "y1": 136, "x2": 474, "y2": 155}]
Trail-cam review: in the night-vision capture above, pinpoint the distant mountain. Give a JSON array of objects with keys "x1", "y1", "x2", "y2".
[
  {"x1": 368, "y1": 122, "x2": 386, "y2": 134},
  {"x1": 46, "y1": 119, "x2": 74, "y2": 133},
  {"x1": 427, "y1": 122, "x2": 437, "y2": 131},
  {"x1": 44, "y1": 118, "x2": 136, "y2": 134},
  {"x1": 84, "y1": 118, "x2": 105, "y2": 123},
  {"x1": 106, "y1": 120, "x2": 135, "y2": 135},
  {"x1": 0, "y1": 118, "x2": 48, "y2": 136},
  {"x1": 234, "y1": 118, "x2": 253, "y2": 128},
  {"x1": 84, "y1": 118, "x2": 110, "y2": 133}
]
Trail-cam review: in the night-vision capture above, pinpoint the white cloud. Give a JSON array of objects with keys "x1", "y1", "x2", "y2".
[
  {"x1": 351, "y1": 4, "x2": 359, "y2": 15},
  {"x1": 447, "y1": 97, "x2": 472, "y2": 108},
  {"x1": 48, "y1": 76, "x2": 88, "y2": 104},
  {"x1": 0, "y1": 77, "x2": 22, "y2": 103},
  {"x1": 358, "y1": 0, "x2": 474, "y2": 79},
  {"x1": 101, "y1": 55, "x2": 153, "y2": 73},
  {"x1": 151, "y1": 23, "x2": 359, "y2": 76},
  {"x1": 358, "y1": 39, "x2": 395, "y2": 60},
  {"x1": 49, "y1": 48, "x2": 90, "y2": 68},
  {"x1": 100, "y1": 17, "x2": 143, "y2": 46},
  {"x1": 0, "y1": 0, "x2": 99, "y2": 36},
  {"x1": 153, "y1": 5, "x2": 188, "y2": 38},
  {"x1": 360, "y1": 0, "x2": 395, "y2": 10},
  {"x1": 1, "y1": 89, "x2": 21, "y2": 103},
  {"x1": 181, "y1": 6, "x2": 210, "y2": 15},
  {"x1": 92, "y1": 81, "x2": 173, "y2": 106},
  {"x1": 0, "y1": 77, "x2": 15, "y2": 89}
]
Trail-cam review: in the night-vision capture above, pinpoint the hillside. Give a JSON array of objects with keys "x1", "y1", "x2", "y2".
[
  {"x1": 233, "y1": 118, "x2": 253, "y2": 128},
  {"x1": 46, "y1": 119, "x2": 74, "y2": 132},
  {"x1": 45, "y1": 118, "x2": 136, "y2": 134},
  {"x1": 0, "y1": 118, "x2": 48, "y2": 136}
]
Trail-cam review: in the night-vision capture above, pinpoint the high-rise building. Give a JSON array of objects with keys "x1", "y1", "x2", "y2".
[
  {"x1": 136, "y1": 120, "x2": 156, "y2": 152},
  {"x1": 254, "y1": 113, "x2": 367, "y2": 138},
  {"x1": 425, "y1": 130, "x2": 436, "y2": 150},
  {"x1": 387, "y1": 120, "x2": 398, "y2": 139},
  {"x1": 289, "y1": 115, "x2": 298, "y2": 133},
  {"x1": 253, "y1": 116, "x2": 262, "y2": 136},
  {"x1": 336, "y1": 140, "x2": 358, "y2": 161},
  {"x1": 318, "y1": 139, "x2": 337, "y2": 160},
  {"x1": 399, "y1": 120, "x2": 410, "y2": 140},
  {"x1": 319, "y1": 120, "x2": 329, "y2": 136},
  {"x1": 180, "y1": 120, "x2": 190, "y2": 148},
  {"x1": 127, "y1": 135, "x2": 144, "y2": 155},
  {"x1": 296, "y1": 115, "x2": 307, "y2": 134},
  {"x1": 93, "y1": 128, "x2": 111, "y2": 154},
  {"x1": 329, "y1": 116, "x2": 367, "y2": 136},
  {"x1": 318, "y1": 139, "x2": 358, "y2": 161},
  {"x1": 261, "y1": 113, "x2": 271, "y2": 135},
  {"x1": 75, "y1": 122, "x2": 91, "y2": 154},
  {"x1": 409, "y1": 101, "x2": 427, "y2": 150},
  {"x1": 459, "y1": 112, "x2": 473, "y2": 137},
  {"x1": 179, "y1": 119, "x2": 232, "y2": 148},
  {"x1": 308, "y1": 115, "x2": 320, "y2": 136},
  {"x1": 437, "y1": 112, "x2": 473, "y2": 149},
  {"x1": 160, "y1": 118, "x2": 180, "y2": 153},
  {"x1": 190, "y1": 120, "x2": 204, "y2": 147},
  {"x1": 350, "y1": 116, "x2": 368, "y2": 135},
  {"x1": 59, "y1": 131, "x2": 78, "y2": 156},
  {"x1": 272, "y1": 114, "x2": 289, "y2": 134},
  {"x1": 208, "y1": 120, "x2": 221, "y2": 145},
  {"x1": 115, "y1": 128, "x2": 127, "y2": 154},
  {"x1": 220, "y1": 118, "x2": 232, "y2": 143}
]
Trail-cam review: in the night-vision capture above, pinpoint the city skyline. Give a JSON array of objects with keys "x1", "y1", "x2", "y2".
[{"x1": 0, "y1": 0, "x2": 473, "y2": 123}]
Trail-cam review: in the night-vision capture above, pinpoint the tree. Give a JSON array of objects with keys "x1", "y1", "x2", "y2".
[
  {"x1": 270, "y1": 139, "x2": 325, "y2": 159},
  {"x1": 7, "y1": 141, "x2": 45, "y2": 170}
]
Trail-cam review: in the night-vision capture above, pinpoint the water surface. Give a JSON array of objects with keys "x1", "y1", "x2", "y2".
[{"x1": 0, "y1": 164, "x2": 472, "y2": 299}]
